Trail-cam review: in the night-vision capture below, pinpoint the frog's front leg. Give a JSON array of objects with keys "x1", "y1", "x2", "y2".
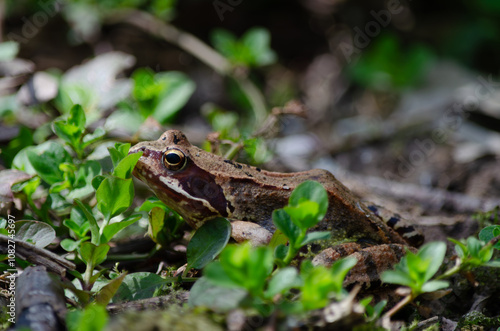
[{"x1": 312, "y1": 243, "x2": 417, "y2": 287}]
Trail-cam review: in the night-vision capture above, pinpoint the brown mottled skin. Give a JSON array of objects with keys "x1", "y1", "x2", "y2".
[{"x1": 130, "y1": 130, "x2": 423, "y2": 286}]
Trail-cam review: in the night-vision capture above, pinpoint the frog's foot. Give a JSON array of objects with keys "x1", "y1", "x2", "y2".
[
  {"x1": 312, "y1": 243, "x2": 417, "y2": 287},
  {"x1": 230, "y1": 221, "x2": 273, "y2": 246}
]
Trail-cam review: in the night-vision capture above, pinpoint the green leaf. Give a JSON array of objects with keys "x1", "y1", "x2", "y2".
[
  {"x1": 82, "y1": 127, "x2": 106, "y2": 147},
  {"x1": 52, "y1": 121, "x2": 80, "y2": 148},
  {"x1": 0, "y1": 41, "x2": 20, "y2": 61},
  {"x1": 485, "y1": 260, "x2": 500, "y2": 267},
  {"x1": 80, "y1": 242, "x2": 110, "y2": 266},
  {"x1": 2, "y1": 126, "x2": 33, "y2": 168},
  {"x1": 95, "y1": 273, "x2": 127, "y2": 306},
  {"x1": 133, "y1": 68, "x2": 161, "y2": 104},
  {"x1": 301, "y1": 231, "x2": 331, "y2": 246},
  {"x1": 113, "y1": 152, "x2": 142, "y2": 179},
  {"x1": 75, "y1": 200, "x2": 100, "y2": 245},
  {"x1": 287, "y1": 181, "x2": 328, "y2": 229},
  {"x1": 211, "y1": 29, "x2": 238, "y2": 60},
  {"x1": 112, "y1": 272, "x2": 167, "y2": 303},
  {"x1": 205, "y1": 107, "x2": 239, "y2": 139},
  {"x1": 143, "y1": 200, "x2": 184, "y2": 245},
  {"x1": 348, "y1": 34, "x2": 433, "y2": 90},
  {"x1": 243, "y1": 137, "x2": 272, "y2": 164},
  {"x1": 467, "y1": 237, "x2": 482, "y2": 258},
  {"x1": 67, "y1": 160, "x2": 102, "y2": 201},
  {"x1": 15, "y1": 220, "x2": 55, "y2": 248},
  {"x1": 417, "y1": 242, "x2": 446, "y2": 282},
  {"x1": 301, "y1": 264, "x2": 345, "y2": 310},
  {"x1": 330, "y1": 257, "x2": 358, "y2": 287},
  {"x1": 449, "y1": 238, "x2": 467, "y2": 259},
  {"x1": 147, "y1": 207, "x2": 167, "y2": 245},
  {"x1": 96, "y1": 176, "x2": 134, "y2": 221},
  {"x1": 105, "y1": 108, "x2": 143, "y2": 134},
  {"x1": 138, "y1": 196, "x2": 169, "y2": 212},
  {"x1": 68, "y1": 104, "x2": 86, "y2": 130},
  {"x1": 61, "y1": 238, "x2": 89, "y2": 252},
  {"x1": 153, "y1": 71, "x2": 196, "y2": 123},
  {"x1": 269, "y1": 229, "x2": 289, "y2": 249},
  {"x1": 188, "y1": 277, "x2": 247, "y2": 311},
  {"x1": 381, "y1": 269, "x2": 413, "y2": 287},
  {"x1": 26, "y1": 141, "x2": 72, "y2": 185},
  {"x1": 284, "y1": 201, "x2": 320, "y2": 230},
  {"x1": 108, "y1": 143, "x2": 131, "y2": 168},
  {"x1": 10, "y1": 176, "x2": 40, "y2": 199},
  {"x1": 133, "y1": 69, "x2": 196, "y2": 123},
  {"x1": 64, "y1": 218, "x2": 90, "y2": 239},
  {"x1": 265, "y1": 267, "x2": 301, "y2": 298},
  {"x1": 204, "y1": 261, "x2": 242, "y2": 289},
  {"x1": 421, "y1": 280, "x2": 449, "y2": 293},
  {"x1": 56, "y1": 83, "x2": 97, "y2": 117},
  {"x1": 52, "y1": 105, "x2": 86, "y2": 152},
  {"x1": 274, "y1": 244, "x2": 288, "y2": 261},
  {"x1": 66, "y1": 304, "x2": 108, "y2": 331},
  {"x1": 242, "y1": 27, "x2": 277, "y2": 66},
  {"x1": 214, "y1": 243, "x2": 274, "y2": 295},
  {"x1": 12, "y1": 147, "x2": 36, "y2": 174},
  {"x1": 289, "y1": 181, "x2": 328, "y2": 213},
  {"x1": 187, "y1": 218, "x2": 231, "y2": 270},
  {"x1": 91, "y1": 175, "x2": 106, "y2": 191},
  {"x1": 272, "y1": 209, "x2": 300, "y2": 246},
  {"x1": 211, "y1": 28, "x2": 276, "y2": 67},
  {"x1": 100, "y1": 214, "x2": 141, "y2": 244},
  {"x1": 479, "y1": 225, "x2": 500, "y2": 250}
]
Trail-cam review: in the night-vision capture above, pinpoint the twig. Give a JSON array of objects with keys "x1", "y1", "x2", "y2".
[
  {"x1": 106, "y1": 9, "x2": 267, "y2": 125},
  {"x1": 106, "y1": 291, "x2": 189, "y2": 314},
  {"x1": 338, "y1": 171, "x2": 499, "y2": 214},
  {"x1": 0, "y1": 234, "x2": 75, "y2": 276}
]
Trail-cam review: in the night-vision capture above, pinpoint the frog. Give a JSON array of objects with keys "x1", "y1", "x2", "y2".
[{"x1": 129, "y1": 130, "x2": 423, "y2": 286}]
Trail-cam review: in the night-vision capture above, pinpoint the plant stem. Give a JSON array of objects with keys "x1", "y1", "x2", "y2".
[
  {"x1": 83, "y1": 261, "x2": 94, "y2": 289},
  {"x1": 223, "y1": 141, "x2": 243, "y2": 160},
  {"x1": 382, "y1": 293, "x2": 414, "y2": 319},
  {"x1": 282, "y1": 231, "x2": 305, "y2": 265},
  {"x1": 435, "y1": 263, "x2": 461, "y2": 280}
]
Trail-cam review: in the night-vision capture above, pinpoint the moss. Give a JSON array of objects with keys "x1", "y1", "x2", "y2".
[
  {"x1": 457, "y1": 311, "x2": 500, "y2": 329},
  {"x1": 107, "y1": 306, "x2": 223, "y2": 331}
]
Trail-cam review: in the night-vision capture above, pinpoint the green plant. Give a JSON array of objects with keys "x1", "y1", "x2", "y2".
[
  {"x1": 188, "y1": 181, "x2": 357, "y2": 316},
  {"x1": 381, "y1": 230, "x2": 500, "y2": 318},
  {"x1": 445, "y1": 234, "x2": 500, "y2": 274},
  {"x1": 132, "y1": 68, "x2": 196, "y2": 124},
  {"x1": 348, "y1": 34, "x2": 434, "y2": 90},
  {"x1": 382, "y1": 242, "x2": 449, "y2": 296},
  {"x1": 273, "y1": 180, "x2": 331, "y2": 266},
  {"x1": 381, "y1": 242, "x2": 449, "y2": 317},
  {"x1": 211, "y1": 27, "x2": 277, "y2": 68},
  {"x1": 5, "y1": 105, "x2": 144, "y2": 300}
]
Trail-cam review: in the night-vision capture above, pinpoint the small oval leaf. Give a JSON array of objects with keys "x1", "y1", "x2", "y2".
[
  {"x1": 186, "y1": 218, "x2": 231, "y2": 270},
  {"x1": 15, "y1": 220, "x2": 55, "y2": 248}
]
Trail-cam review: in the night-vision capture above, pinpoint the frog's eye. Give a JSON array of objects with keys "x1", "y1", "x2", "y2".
[{"x1": 163, "y1": 149, "x2": 186, "y2": 171}]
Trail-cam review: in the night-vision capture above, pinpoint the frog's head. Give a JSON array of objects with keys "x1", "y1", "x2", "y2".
[{"x1": 129, "y1": 130, "x2": 231, "y2": 228}]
